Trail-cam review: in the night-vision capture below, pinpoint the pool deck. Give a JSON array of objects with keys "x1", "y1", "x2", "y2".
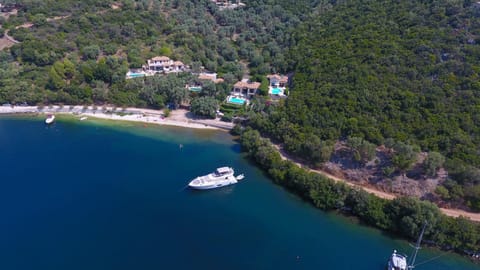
[
  {"x1": 227, "y1": 95, "x2": 247, "y2": 105},
  {"x1": 269, "y1": 86, "x2": 286, "y2": 96},
  {"x1": 125, "y1": 70, "x2": 156, "y2": 79}
]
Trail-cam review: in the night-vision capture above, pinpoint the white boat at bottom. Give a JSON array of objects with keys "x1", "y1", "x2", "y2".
[
  {"x1": 386, "y1": 222, "x2": 428, "y2": 270},
  {"x1": 45, "y1": 114, "x2": 55, "y2": 124},
  {"x1": 387, "y1": 250, "x2": 407, "y2": 270},
  {"x1": 188, "y1": 167, "x2": 244, "y2": 190}
]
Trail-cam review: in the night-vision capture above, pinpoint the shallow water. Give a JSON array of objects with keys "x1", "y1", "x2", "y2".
[{"x1": 0, "y1": 116, "x2": 477, "y2": 269}]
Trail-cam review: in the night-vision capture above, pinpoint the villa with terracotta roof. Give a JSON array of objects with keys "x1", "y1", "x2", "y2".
[
  {"x1": 267, "y1": 74, "x2": 288, "y2": 96},
  {"x1": 126, "y1": 56, "x2": 188, "y2": 79},
  {"x1": 232, "y1": 81, "x2": 261, "y2": 99},
  {"x1": 144, "y1": 56, "x2": 187, "y2": 73}
]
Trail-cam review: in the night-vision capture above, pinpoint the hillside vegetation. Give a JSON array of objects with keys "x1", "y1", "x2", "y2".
[
  {"x1": 1, "y1": 0, "x2": 480, "y2": 256},
  {"x1": 240, "y1": 128, "x2": 480, "y2": 255},
  {"x1": 247, "y1": 0, "x2": 480, "y2": 210},
  {"x1": 0, "y1": 0, "x2": 316, "y2": 107}
]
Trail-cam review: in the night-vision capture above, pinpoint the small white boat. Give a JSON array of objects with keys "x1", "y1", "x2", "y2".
[
  {"x1": 387, "y1": 250, "x2": 407, "y2": 270},
  {"x1": 236, "y1": 174, "x2": 245, "y2": 180},
  {"x1": 189, "y1": 167, "x2": 242, "y2": 190},
  {"x1": 45, "y1": 114, "x2": 55, "y2": 124},
  {"x1": 80, "y1": 117, "x2": 88, "y2": 121},
  {"x1": 386, "y1": 222, "x2": 427, "y2": 270}
]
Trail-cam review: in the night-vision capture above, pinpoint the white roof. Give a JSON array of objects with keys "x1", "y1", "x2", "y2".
[{"x1": 216, "y1": 167, "x2": 231, "y2": 173}]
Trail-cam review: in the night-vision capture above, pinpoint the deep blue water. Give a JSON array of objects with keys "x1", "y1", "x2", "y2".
[{"x1": 0, "y1": 116, "x2": 478, "y2": 270}]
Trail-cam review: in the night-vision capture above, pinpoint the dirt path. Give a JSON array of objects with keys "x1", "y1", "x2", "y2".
[
  {"x1": 0, "y1": 6, "x2": 112, "y2": 50},
  {"x1": 3, "y1": 29, "x2": 19, "y2": 43},
  {"x1": 274, "y1": 144, "x2": 480, "y2": 222},
  {"x1": 0, "y1": 34, "x2": 15, "y2": 50},
  {"x1": 0, "y1": 16, "x2": 66, "y2": 50}
]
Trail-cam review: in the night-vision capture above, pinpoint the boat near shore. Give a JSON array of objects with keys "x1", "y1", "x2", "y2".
[
  {"x1": 386, "y1": 222, "x2": 427, "y2": 270},
  {"x1": 188, "y1": 167, "x2": 244, "y2": 190},
  {"x1": 45, "y1": 114, "x2": 55, "y2": 124}
]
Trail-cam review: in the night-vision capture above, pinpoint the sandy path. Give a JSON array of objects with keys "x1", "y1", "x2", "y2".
[
  {"x1": 0, "y1": 35, "x2": 15, "y2": 50},
  {"x1": 274, "y1": 144, "x2": 480, "y2": 222},
  {"x1": 3, "y1": 29, "x2": 19, "y2": 44}
]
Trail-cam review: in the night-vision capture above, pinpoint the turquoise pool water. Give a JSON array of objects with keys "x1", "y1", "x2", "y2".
[
  {"x1": 189, "y1": 87, "x2": 202, "y2": 92},
  {"x1": 129, "y1": 73, "x2": 145, "y2": 78},
  {"x1": 228, "y1": 96, "x2": 246, "y2": 105},
  {"x1": 271, "y1": 87, "x2": 282, "y2": 95}
]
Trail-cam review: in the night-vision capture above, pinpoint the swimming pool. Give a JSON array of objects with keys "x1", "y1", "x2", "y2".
[
  {"x1": 128, "y1": 73, "x2": 146, "y2": 78},
  {"x1": 227, "y1": 96, "x2": 246, "y2": 105},
  {"x1": 270, "y1": 87, "x2": 282, "y2": 95},
  {"x1": 189, "y1": 87, "x2": 202, "y2": 92}
]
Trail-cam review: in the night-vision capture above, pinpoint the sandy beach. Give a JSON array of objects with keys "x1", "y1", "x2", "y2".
[{"x1": 0, "y1": 105, "x2": 234, "y2": 131}]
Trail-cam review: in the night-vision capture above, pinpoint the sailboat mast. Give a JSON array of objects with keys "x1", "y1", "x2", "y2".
[{"x1": 409, "y1": 222, "x2": 428, "y2": 269}]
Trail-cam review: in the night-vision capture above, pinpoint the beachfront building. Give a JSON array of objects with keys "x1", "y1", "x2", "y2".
[
  {"x1": 144, "y1": 56, "x2": 187, "y2": 74},
  {"x1": 267, "y1": 74, "x2": 288, "y2": 96}
]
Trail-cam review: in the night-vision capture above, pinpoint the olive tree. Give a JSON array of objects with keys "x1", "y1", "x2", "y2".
[{"x1": 190, "y1": 96, "x2": 218, "y2": 119}]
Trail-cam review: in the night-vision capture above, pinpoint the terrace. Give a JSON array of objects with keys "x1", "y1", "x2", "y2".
[{"x1": 126, "y1": 69, "x2": 150, "y2": 79}]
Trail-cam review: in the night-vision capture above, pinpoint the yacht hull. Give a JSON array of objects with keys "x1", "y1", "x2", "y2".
[
  {"x1": 188, "y1": 176, "x2": 238, "y2": 190},
  {"x1": 188, "y1": 167, "x2": 243, "y2": 190}
]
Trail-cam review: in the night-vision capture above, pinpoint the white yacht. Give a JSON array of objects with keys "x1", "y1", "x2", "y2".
[
  {"x1": 386, "y1": 222, "x2": 427, "y2": 270},
  {"x1": 387, "y1": 250, "x2": 407, "y2": 270},
  {"x1": 45, "y1": 114, "x2": 55, "y2": 124},
  {"x1": 188, "y1": 167, "x2": 242, "y2": 190}
]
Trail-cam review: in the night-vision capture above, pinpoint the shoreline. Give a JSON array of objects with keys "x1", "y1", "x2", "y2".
[
  {"x1": 273, "y1": 144, "x2": 480, "y2": 222},
  {"x1": 4, "y1": 105, "x2": 479, "y2": 221},
  {"x1": 0, "y1": 105, "x2": 234, "y2": 131}
]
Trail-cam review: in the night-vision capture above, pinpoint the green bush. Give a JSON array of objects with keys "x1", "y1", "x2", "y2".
[{"x1": 239, "y1": 129, "x2": 480, "y2": 253}]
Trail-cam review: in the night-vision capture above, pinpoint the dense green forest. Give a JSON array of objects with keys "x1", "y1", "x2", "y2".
[
  {"x1": 245, "y1": 0, "x2": 480, "y2": 211},
  {"x1": 239, "y1": 128, "x2": 480, "y2": 254},
  {"x1": 0, "y1": 0, "x2": 315, "y2": 108}
]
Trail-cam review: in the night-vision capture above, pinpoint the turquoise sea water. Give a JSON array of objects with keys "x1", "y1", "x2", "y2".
[{"x1": 0, "y1": 116, "x2": 478, "y2": 270}]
